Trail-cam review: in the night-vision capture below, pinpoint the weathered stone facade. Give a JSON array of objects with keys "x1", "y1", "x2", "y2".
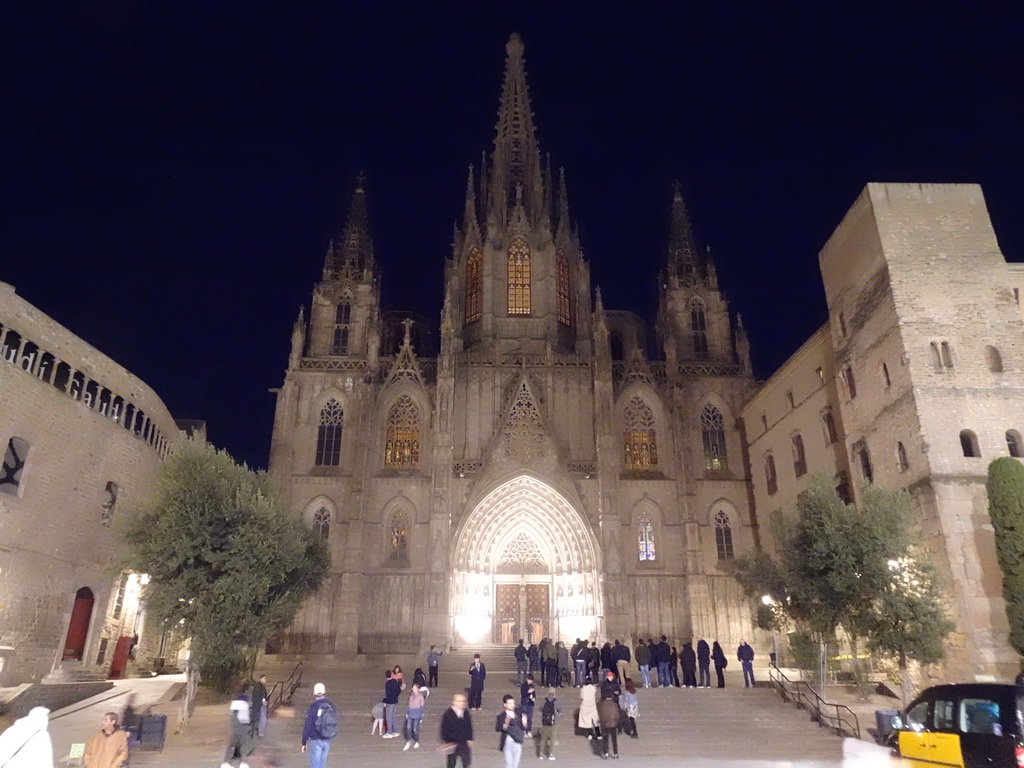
[{"x1": 0, "y1": 281, "x2": 178, "y2": 683}]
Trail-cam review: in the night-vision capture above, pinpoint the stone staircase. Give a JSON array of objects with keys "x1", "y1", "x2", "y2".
[{"x1": 445, "y1": 642, "x2": 519, "y2": 675}]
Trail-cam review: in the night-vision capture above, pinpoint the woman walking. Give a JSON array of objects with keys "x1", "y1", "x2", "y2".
[
  {"x1": 712, "y1": 641, "x2": 728, "y2": 688},
  {"x1": 619, "y1": 679, "x2": 639, "y2": 738},
  {"x1": 577, "y1": 682, "x2": 600, "y2": 741}
]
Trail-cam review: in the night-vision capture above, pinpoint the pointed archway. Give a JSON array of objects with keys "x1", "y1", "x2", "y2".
[{"x1": 451, "y1": 475, "x2": 601, "y2": 644}]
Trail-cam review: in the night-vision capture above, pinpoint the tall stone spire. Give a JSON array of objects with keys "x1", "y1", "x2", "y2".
[
  {"x1": 555, "y1": 166, "x2": 571, "y2": 242},
  {"x1": 331, "y1": 174, "x2": 375, "y2": 278},
  {"x1": 667, "y1": 181, "x2": 703, "y2": 283},
  {"x1": 462, "y1": 164, "x2": 481, "y2": 244},
  {"x1": 488, "y1": 33, "x2": 544, "y2": 223}
]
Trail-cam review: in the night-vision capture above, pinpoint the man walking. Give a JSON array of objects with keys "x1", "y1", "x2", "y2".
[
  {"x1": 514, "y1": 639, "x2": 528, "y2": 685},
  {"x1": 468, "y1": 654, "x2": 487, "y2": 710},
  {"x1": 427, "y1": 645, "x2": 443, "y2": 688},
  {"x1": 738, "y1": 640, "x2": 756, "y2": 688},
  {"x1": 440, "y1": 693, "x2": 474, "y2": 768},
  {"x1": 301, "y1": 683, "x2": 338, "y2": 768},
  {"x1": 696, "y1": 638, "x2": 711, "y2": 688},
  {"x1": 84, "y1": 711, "x2": 129, "y2": 768}
]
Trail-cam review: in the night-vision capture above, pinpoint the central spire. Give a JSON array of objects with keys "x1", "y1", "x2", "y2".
[{"x1": 489, "y1": 33, "x2": 544, "y2": 224}]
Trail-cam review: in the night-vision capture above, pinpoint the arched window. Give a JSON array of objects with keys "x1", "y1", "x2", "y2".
[
  {"x1": 986, "y1": 345, "x2": 1003, "y2": 373},
  {"x1": 332, "y1": 298, "x2": 352, "y2": 355},
  {"x1": 384, "y1": 395, "x2": 421, "y2": 468},
  {"x1": 1007, "y1": 430, "x2": 1023, "y2": 458},
  {"x1": 941, "y1": 342, "x2": 953, "y2": 368},
  {"x1": 315, "y1": 399, "x2": 344, "y2": 466},
  {"x1": 855, "y1": 441, "x2": 874, "y2": 483},
  {"x1": 843, "y1": 366, "x2": 857, "y2": 398},
  {"x1": 464, "y1": 247, "x2": 482, "y2": 325},
  {"x1": 690, "y1": 300, "x2": 709, "y2": 360},
  {"x1": 388, "y1": 509, "x2": 410, "y2": 563},
  {"x1": 714, "y1": 510, "x2": 734, "y2": 561},
  {"x1": 1, "y1": 437, "x2": 30, "y2": 496},
  {"x1": 960, "y1": 429, "x2": 980, "y2": 458},
  {"x1": 764, "y1": 454, "x2": 778, "y2": 495},
  {"x1": 507, "y1": 237, "x2": 531, "y2": 315},
  {"x1": 821, "y1": 407, "x2": 839, "y2": 445},
  {"x1": 637, "y1": 511, "x2": 656, "y2": 562},
  {"x1": 897, "y1": 442, "x2": 910, "y2": 472},
  {"x1": 930, "y1": 342, "x2": 943, "y2": 371},
  {"x1": 791, "y1": 433, "x2": 807, "y2": 477},
  {"x1": 312, "y1": 507, "x2": 331, "y2": 539},
  {"x1": 700, "y1": 403, "x2": 728, "y2": 471},
  {"x1": 623, "y1": 397, "x2": 657, "y2": 470},
  {"x1": 556, "y1": 250, "x2": 571, "y2": 326}
]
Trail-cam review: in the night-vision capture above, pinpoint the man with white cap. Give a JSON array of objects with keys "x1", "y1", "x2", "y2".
[{"x1": 301, "y1": 683, "x2": 338, "y2": 768}]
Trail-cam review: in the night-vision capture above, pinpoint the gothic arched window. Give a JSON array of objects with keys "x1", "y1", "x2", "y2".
[
  {"x1": 637, "y1": 511, "x2": 656, "y2": 562},
  {"x1": 690, "y1": 299, "x2": 709, "y2": 359},
  {"x1": 312, "y1": 507, "x2": 331, "y2": 539},
  {"x1": 1007, "y1": 430, "x2": 1023, "y2": 458},
  {"x1": 384, "y1": 395, "x2": 421, "y2": 468},
  {"x1": 700, "y1": 403, "x2": 728, "y2": 471},
  {"x1": 332, "y1": 297, "x2": 352, "y2": 355},
  {"x1": 465, "y1": 247, "x2": 482, "y2": 325},
  {"x1": 315, "y1": 400, "x2": 343, "y2": 466},
  {"x1": 714, "y1": 510, "x2": 734, "y2": 561},
  {"x1": 507, "y1": 237, "x2": 531, "y2": 315},
  {"x1": 623, "y1": 397, "x2": 657, "y2": 470},
  {"x1": 388, "y1": 509, "x2": 410, "y2": 563},
  {"x1": 556, "y1": 250, "x2": 571, "y2": 326},
  {"x1": 896, "y1": 441, "x2": 910, "y2": 472}
]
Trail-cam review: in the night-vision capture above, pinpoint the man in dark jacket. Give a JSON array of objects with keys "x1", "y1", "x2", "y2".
[
  {"x1": 556, "y1": 642, "x2": 569, "y2": 687},
  {"x1": 696, "y1": 638, "x2": 711, "y2": 688},
  {"x1": 599, "y1": 669, "x2": 621, "y2": 704},
  {"x1": 468, "y1": 654, "x2": 487, "y2": 710},
  {"x1": 250, "y1": 674, "x2": 268, "y2": 738},
  {"x1": 738, "y1": 641, "x2": 755, "y2": 688},
  {"x1": 635, "y1": 639, "x2": 651, "y2": 688},
  {"x1": 440, "y1": 693, "x2": 473, "y2": 768},
  {"x1": 572, "y1": 640, "x2": 587, "y2": 687},
  {"x1": 656, "y1": 635, "x2": 671, "y2": 687},
  {"x1": 514, "y1": 639, "x2": 528, "y2": 684},
  {"x1": 383, "y1": 670, "x2": 403, "y2": 737},
  {"x1": 528, "y1": 643, "x2": 540, "y2": 677},
  {"x1": 612, "y1": 640, "x2": 631, "y2": 684},
  {"x1": 301, "y1": 683, "x2": 337, "y2": 768},
  {"x1": 520, "y1": 673, "x2": 536, "y2": 736}
]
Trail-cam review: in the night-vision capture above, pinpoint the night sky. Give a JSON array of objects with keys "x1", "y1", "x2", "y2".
[{"x1": 3, "y1": 4, "x2": 1022, "y2": 470}]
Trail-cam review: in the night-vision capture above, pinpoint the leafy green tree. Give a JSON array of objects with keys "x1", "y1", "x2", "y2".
[
  {"x1": 986, "y1": 457, "x2": 1024, "y2": 660},
  {"x1": 122, "y1": 438, "x2": 329, "y2": 702}
]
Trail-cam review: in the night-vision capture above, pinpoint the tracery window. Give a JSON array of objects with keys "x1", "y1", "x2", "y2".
[
  {"x1": 332, "y1": 298, "x2": 352, "y2": 355},
  {"x1": 507, "y1": 237, "x2": 531, "y2": 315},
  {"x1": 315, "y1": 400, "x2": 343, "y2": 466},
  {"x1": 465, "y1": 247, "x2": 482, "y2": 325},
  {"x1": 556, "y1": 250, "x2": 571, "y2": 325},
  {"x1": 637, "y1": 511, "x2": 656, "y2": 562},
  {"x1": 700, "y1": 403, "x2": 728, "y2": 471},
  {"x1": 714, "y1": 510, "x2": 734, "y2": 561},
  {"x1": 623, "y1": 397, "x2": 657, "y2": 470},
  {"x1": 312, "y1": 507, "x2": 331, "y2": 539},
  {"x1": 691, "y1": 300, "x2": 709, "y2": 359},
  {"x1": 388, "y1": 510, "x2": 410, "y2": 563},
  {"x1": 384, "y1": 395, "x2": 420, "y2": 468}
]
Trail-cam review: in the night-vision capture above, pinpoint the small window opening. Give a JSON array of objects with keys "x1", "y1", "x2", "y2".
[
  {"x1": 844, "y1": 366, "x2": 857, "y2": 399},
  {"x1": 986, "y1": 345, "x2": 1003, "y2": 373},
  {"x1": 959, "y1": 430, "x2": 980, "y2": 458},
  {"x1": 1007, "y1": 430, "x2": 1022, "y2": 458},
  {"x1": 881, "y1": 362, "x2": 891, "y2": 388},
  {"x1": 765, "y1": 454, "x2": 778, "y2": 495},
  {"x1": 941, "y1": 342, "x2": 953, "y2": 368},
  {"x1": 838, "y1": 313, "x2": 847, "y2": 338},
  {"x1": 785, "y1": 391, "x2": 794, "y2": 410},
  {"x1": 897, "y1": 442, "x2": 909, "y2": 472},
  {"x1": 792, "y1": 433, "x2": 807, "y2": 477}
]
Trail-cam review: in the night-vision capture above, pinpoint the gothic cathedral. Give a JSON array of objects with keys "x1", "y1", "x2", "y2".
[{"x1": 268, "y1": 34, "x2": 759, "y2": 655}]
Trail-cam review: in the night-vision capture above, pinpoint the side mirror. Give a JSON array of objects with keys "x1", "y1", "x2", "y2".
[{"x1": 890, "y1": 715, "x2": 904, "y2": 730}]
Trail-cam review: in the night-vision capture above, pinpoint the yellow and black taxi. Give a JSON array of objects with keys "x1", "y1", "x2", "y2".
[{"x1": 889, "y1": 682, "x2": 1024, "y2": 767}]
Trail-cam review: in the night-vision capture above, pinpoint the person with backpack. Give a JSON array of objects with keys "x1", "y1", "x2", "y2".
[
  {"x1": 301, "y1": 683, "x2": 338, "y2": 768},
  {"x1": 495, "y1": 694, "x2": 527, "y2": 768},
  {"x1": 538, "y1": 688, "x2": 559, "y2": 760}
]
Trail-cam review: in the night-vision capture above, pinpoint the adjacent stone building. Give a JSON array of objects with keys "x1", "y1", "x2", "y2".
[{"x1": 0, "y1": 281, "x2": 179, "y2": 683}]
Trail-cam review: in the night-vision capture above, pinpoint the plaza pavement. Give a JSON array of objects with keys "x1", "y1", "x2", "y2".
[{"x1": 46, "y1": 659, "x2": 844, "y2": 767}]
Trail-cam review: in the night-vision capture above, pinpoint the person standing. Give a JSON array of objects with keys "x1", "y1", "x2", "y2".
[
  {"x1": 250, "y1": 674, "x2": 269, "y2": 738},
  {"x1": 222, "y1": 686, "x2": 252, "y2": 768},
  {"x1": 538, "y1": 688, "x2": 559, "y2": 760},
  {"x1": 427, "y1": 645, "x2": 443, "y2": 688},
  {"x1": 301, "y1": 683, "x2": 338, "y2": 768},
  {"x1": 634, "y1": 639, "x2": 651, "y2": 688},
  {"x1": 680, "y1": 643, "x2": 697, "y2": 688},
  {"x1": 0, "y1": 706, "x2": 54, "y2": 768},
  {"x1": 738, "y1": 640, "x2": 755, "y2": 688},
  {"x1": 528, "y1": 642, "x2": 540, "y2": 678},
  {"x1": 619, "y1": 679, "x2": 639, "y2": 738},
  {"x1": 613, "y1": 640, "x2": 630, "y2": 685},
  {"x1": 440, "y1": 693, "x2": 474, "y2": 768},
  {"x1": 556, "y1": 642, "x2": 569, "y2": 687},
  {"x1": 497, "y1": 694, "x2": 527, "y2": 768},
  {"x1": 468, "y1": 654, "x2": 487, "y2": 710},
  {"x1": 543, "y1": 639, "x2": 558, "y2": 687},
  {"x1": 696, "y1": 639, "x2": 711, "y2": 689},
  {"x1": 597, "y1": 693, "x2": 620, "y2": 759},
  {"x1": 712, "y1": 641, "x2": 728, "y2": 688},
  {"x1": 84, "y1": 712, "x2": 129, "y2": 768},
  {"x1": 668, "y1": 646, "x2": 680, "y2": 687},
  {"x1": 572, "y1": 640, "x2": 588, "y2": 686},
  {"x1": 404, "y1": 682, "x2": 426, "y2": 751},
  {"x1": 519, "y1": 674, "x2": 536, "y2": 736},
  {"x1": 656, "y1": 636, "x2": 671, "y2": 687},
  {"x1": 383, "y1": 669, "x2": 403, "y2": 737},
  {"x1": 514, "y1": 639, "x2": 528, "y2": 685}
]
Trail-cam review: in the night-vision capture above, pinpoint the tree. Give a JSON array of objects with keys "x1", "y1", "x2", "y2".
[
  {"x1": 122, "y1": 438, "x2": 329, "y2": 707},
  {"x1": 986, "y1": 457, "x2": 1024, "y2": 661}
]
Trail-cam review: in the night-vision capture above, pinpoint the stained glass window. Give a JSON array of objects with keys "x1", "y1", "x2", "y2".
[
  {"x1": 384, "y1": 395, "x2": 420, "y2": 468},
  {"x1": 313, "y1": 507, "x2": 331, "y2": 539},
  {"x1": 315, "y1": 400, "x2": 343, "y2": 466},
  {"x1": 714, "y1": 511, "x2": 734, "y2": 561},
  {"x1": 507, "y1": 237, "x2": 531, "y2": 315},
  {"x1": 637, "y1": 511, "x2": 656, "y2": 561},
  {"x1": 623, "y1": 397, "x2": 657, "y2": 470},
  {"x1": 691, "y1": 300, "x2": 708, "y2": 359},
  {"x1": 700, "y1": 403, "x2": 727, "y2": 471},
  {"x1": 465, "y1": 247, "x2": 482, "y2": 325},
  {"x1": 388, "y1": 509, "x2": 410, "y2": 562},
  {"x1": 556, "y1": 250, "x2": 571, "y2": 326}
]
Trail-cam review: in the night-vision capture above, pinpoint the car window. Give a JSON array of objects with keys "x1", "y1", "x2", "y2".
[
  {"x1": 932, "y1": 698, "x2": 956, "y2": 731},
  {"x1": 960, "y1": 697, "x2": 1002, "y2": 736},
  {"x1": 906, "y1": 699, "x2": 930, "y2": 731}
]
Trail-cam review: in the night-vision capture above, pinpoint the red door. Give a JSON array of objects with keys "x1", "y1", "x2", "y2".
[
  {"x1": 109, "y1": 636, "x2": 132, "y2": 679},
  {"x1": 62, "y1": 587, "x2": 94, "y2": 661}
]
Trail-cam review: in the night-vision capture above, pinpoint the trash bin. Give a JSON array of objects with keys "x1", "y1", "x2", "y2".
[{"x1": 874, "y1": 709, "x2": 899, "y2": 745}]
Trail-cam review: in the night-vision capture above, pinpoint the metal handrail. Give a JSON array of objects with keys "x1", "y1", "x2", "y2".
[
  {"x1": 768, "y1": 662, "x2": 861, "y2": 739},
  {"x1": 268, "y1": 661, "x2": 304, "y2": 713}
]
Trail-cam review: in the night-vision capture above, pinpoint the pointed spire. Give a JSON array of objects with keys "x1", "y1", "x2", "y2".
[
  {"x1": 337, "y1": 174, "x2": 375, "y2": 276},
  {"x1": 462, "y1": 164, "x2": 481, "y2": 243},
  {"x1": 594, "y1": 285, "x2": 604, "y2": 312},
  {"x1": 489, "y1": 33, "x2": 544, "y2": 222},
  {"x1": 668, "y1": 181, "x2": 702, "y2": 283},
  {"x1": 322, "y1": 238, "x2": 336, "y2": 279},
  {"x1": 556, "y1": 167, "x2": 571, "y2": 241}
]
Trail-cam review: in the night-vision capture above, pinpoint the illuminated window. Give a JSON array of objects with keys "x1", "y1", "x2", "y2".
[
  {"x1": 691, "y1": 299, "x2": 708, "y2": 359},
  {"x1": 507, "y1": 237, "x2": 531, "y2": 315},
  {"x1": 714, "y1": 511, "x2": 734, "y2": 561},
  {"x1": 315, "y1": 400, "x2": 343, "y2": 466},
  {"x1": 384, "y1": 395, "x2": 420, "y2": 468},
  {"x1": 623, "y1": 397, "x2": 657, "y2": 470},
  {"x1": 465, "y1": 247, "x2": 482, "y2": 325},
  {"x1": 388, "y1": 509, "x2": 410, "y2": 562},
  {"x1": 701, "y1": 403, "x2": 728, "y2": 471},
  {"x1": 313, "y1": 507, "x2": 331, "y2": 539},
  {"x1": 637, "y1": 511, "x2": 656, "y2": 561},
  {"x1": 556, "y1": 250, "x2": 571, "y2": 325}
]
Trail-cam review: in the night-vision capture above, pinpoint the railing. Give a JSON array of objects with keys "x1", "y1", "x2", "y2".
[
  {"x1": 768, "y1": 663, "x2": 861, "y2": 739},
  {"x1": 268, "y1": 661, "x2": 304, "y2": 713}
]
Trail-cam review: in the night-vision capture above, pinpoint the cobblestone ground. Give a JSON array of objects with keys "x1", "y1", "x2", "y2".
[{"x1": 47, "y1": 660, "x2": 843, "y2": 767}]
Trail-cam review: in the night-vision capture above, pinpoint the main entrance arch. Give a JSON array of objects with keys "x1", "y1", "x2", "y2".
[{"x1": 451, "y1": 475, "x2": 601, "y2": 644}]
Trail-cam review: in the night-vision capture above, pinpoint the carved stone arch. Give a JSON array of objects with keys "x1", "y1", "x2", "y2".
[
  {"x1": 382, "y1": 494, "x2": 416, "y2": 565},
  {"x1": 630, "y1": 497, "x2": 663, "y2": 563},
  {"x1": 302, "y1": 495, "x2": 338, "y2": 539},
  {"x1": 310, "y1": 387, "x2": 348, "y2": 422},
  {"x1": 709, "y1": 498, "x2": 740, "y2": 562},
  {"x1": 707, "y1": 497, "x2": 740, "y2": 526}
]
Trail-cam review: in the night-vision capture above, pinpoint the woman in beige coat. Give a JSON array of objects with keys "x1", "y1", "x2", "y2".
[{"x1": 577, "y1": 682, "x2": 600, "y2": 740}]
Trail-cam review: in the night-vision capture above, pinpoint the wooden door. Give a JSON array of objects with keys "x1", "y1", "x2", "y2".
[
  {"x1": 495, "y1": 584, "x2": 518, "y2": 644},
  {"x1": 62, "y1": 587, "x2": 94, "y2": 661},
  {"x1": 526, "y1": 584, "x2": 549, "y2": 642}
]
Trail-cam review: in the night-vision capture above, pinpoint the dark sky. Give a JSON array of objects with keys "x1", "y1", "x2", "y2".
[{"x1": 3, "y1": 3, "x2": 1022, "y2": 470}]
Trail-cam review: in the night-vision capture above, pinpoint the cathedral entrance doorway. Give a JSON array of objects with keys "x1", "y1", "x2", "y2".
[{"x1": 451, "y1": 475, "x2": 601, "y2": 645}]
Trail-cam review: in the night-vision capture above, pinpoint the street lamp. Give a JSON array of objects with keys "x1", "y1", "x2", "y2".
[{"x1": 761, "y1": 595, "x2": 780, "y2": 668}]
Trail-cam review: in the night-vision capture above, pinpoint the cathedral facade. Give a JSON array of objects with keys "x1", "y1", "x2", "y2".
[{"x1": 268, "y1": 34, "x2": 758, "y2": 656}]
